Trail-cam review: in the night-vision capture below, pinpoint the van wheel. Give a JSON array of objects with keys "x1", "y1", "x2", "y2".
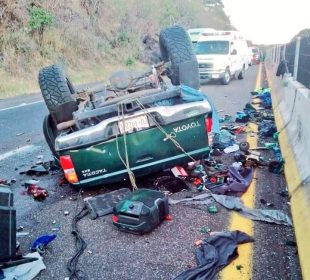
[
  {"x1": 159, "y1": 25, "x2": 199, "y2": 89},
  {"x1": 238, "y1": 66, "x2": 245, "y2": 80},
  {"x1": 221, "y1": 69, "x2": 231, "y2": 85}
]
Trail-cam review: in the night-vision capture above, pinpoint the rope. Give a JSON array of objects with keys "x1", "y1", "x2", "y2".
[
  {"x1": 116, "y1": 103, "x2": 138, "y2": 191},
  {"x1": 135, "y1": 99, "x2": 196, "y2": 162}
]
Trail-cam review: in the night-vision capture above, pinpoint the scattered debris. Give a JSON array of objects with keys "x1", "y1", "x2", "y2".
[
  {"x1": 174, "y1": 231, "x2": 254, "y2": 280},
  {"x1": 212, "y1": 130, "x2": 236, "y2": 150},
  {"x1": 259, "y1": 120, "x2": 277, "y2": 137},
  {"x1": 16, "y1": 132, "x2": 25, "y2": 136},
  {"x1": 64, "y1": 211, "x2": 69, "y2": 216},
  {"x1": 31, "y1": 234, "x2": 57, "y2": 253},
  {"x1": 236, "y1": 264, "x2": 244, "y2": 271},
  {"x1": 84, "y1": 188, "x2": 131, "y2": 219},
  {"x1": 171, "y1": 166, "x2": 188, "y2": 177},
  {"x1": 0, "y1": 252, "x2": 45, "y2": 280},
  {"x1": 20, "y1": 165, "x2": 49, "y2": 176},
  {"x1": 16, "y1": 226, "x2": 24, "y2": 232},
  {"x1": 16, "y1": 232, "x2": 30, "y2": 237},
  {"x1": 24, "y1": 182, "x2": 48, "y2": 201},
  {"x1": 0, "y1": 179, "x2": 10, "y2": 186},
  {"x1": 208, "y1": 204, "x2": 218, "y2": 214},
  {"x1": 211, "y1": 166, "x2": 254, "y2": 196},
  {"x1": 212, "y1": 194, "x2": 292, "y2": 226},
  {"x1": 223, "y1": 144, "x2": 239, "y2": 154},
  {"x1": 199, "y1": 227, "x2": 210, "y2": 234}
]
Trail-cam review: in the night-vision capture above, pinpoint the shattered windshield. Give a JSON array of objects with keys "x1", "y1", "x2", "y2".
[{"x1": 195, "y1": 40, "x2": 229, "y2": 55}]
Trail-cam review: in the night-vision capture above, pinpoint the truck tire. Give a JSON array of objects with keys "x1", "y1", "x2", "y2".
[
  {"x1": 43, "y1": 114, "x2": 59, "y2": 160},
  {"x1": 221, "y1": 69, "x2": 231, "y2": 85},
  {"x1": 39, "y1": 65, "x2": 76, "y2": 115},
  {"x1": 159, "y1": 25, "x2": 199, "y2": 88}
]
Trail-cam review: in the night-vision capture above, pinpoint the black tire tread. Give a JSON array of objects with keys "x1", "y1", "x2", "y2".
[
  {"x1": 159, "y1": 25, "x2": 197, "y2": 85},
  {"x1": 39, "y1": 65, "x2": 75, "y2": 113}
]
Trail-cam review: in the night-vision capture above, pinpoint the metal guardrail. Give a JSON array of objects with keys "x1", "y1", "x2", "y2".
[{"x1": 267, "y1": 36, "x2": 310, "y2": 89}]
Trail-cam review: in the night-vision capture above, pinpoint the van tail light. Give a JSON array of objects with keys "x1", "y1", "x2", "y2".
[
  {"x1": 205, "y1": 116, "x2": 213, "y2": 133},
  {"x1": 60, "y1": 155, "x2": 79, "y2": 184}
]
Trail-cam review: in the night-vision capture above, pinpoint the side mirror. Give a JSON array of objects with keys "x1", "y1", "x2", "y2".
[{"x1": 231, "y1": 49, "x2": 237, "y2": 55}]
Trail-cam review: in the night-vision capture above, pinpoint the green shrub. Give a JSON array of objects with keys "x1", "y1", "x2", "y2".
[
  {"x1": 28, "y1": 7, "x2": 53, "y2": 31},
  {"x1": 125, "y1": 57, "x2": 135, "y2": 67}
]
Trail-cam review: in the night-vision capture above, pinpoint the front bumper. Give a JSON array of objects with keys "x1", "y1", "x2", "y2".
[{"x1": 199, "y1": 69, "x2": 225, "y2": 80}]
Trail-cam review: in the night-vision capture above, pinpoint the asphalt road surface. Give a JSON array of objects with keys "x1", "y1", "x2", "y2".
[{"x1": 0, "y1": 65, "x2": 301, "y2": 280}]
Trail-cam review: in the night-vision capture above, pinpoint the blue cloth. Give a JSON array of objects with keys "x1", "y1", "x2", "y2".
[{"x1": 180, "y1": 85, "x2": 220, "y2": 133}]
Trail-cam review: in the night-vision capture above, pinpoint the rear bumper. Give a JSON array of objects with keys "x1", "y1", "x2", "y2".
[{"x1": 69, "y1": 146, "x2": 210, "y2": 188}]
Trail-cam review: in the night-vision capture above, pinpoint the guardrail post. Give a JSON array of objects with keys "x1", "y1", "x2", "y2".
[{"x1": 293, "y1": 36, "x2": 301, "y2": 81}]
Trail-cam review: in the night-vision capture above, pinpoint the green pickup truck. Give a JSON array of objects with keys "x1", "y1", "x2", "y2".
[{"x1": 39, "y1": 26, "x2": 215, "y2": 188}]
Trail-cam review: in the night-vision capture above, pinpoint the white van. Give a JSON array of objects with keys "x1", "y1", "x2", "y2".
[{"x1": 194, "y1": 30, "x2": 249, "y2": 85}]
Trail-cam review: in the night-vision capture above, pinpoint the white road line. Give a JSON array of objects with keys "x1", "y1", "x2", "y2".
[
  {"x1": 0, "y1": 145, "x2": 39, "y2": 161},
  {"x1": 0, "y1": 100, "x2": 44, "y2": 112}
]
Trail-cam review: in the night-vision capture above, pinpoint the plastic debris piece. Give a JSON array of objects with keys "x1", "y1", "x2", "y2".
[
  {"x1": 199, "y1": 227, "x2": 210, "y2": 234},
  {"x1": 16, "y1": 232, "x2": 30, "y2": 237},
  {"x1": 64, "y1": 211, "x2": 69, "y2": 215},
  {"x1": 223, "y1": 144, "x2": 239, "y2": 154},
  {"x1": 208, "y1": 204, "x2": 218, "y2": 214},
  {"x1": 31, "y1": 234, "x2": 57, "y2": 253},
  {"x1": 232, "y1": 162, "x2": 243, "y2": 170},
  {"x1": 171, "y1": 166, "x2": 188, "y2": 177}
]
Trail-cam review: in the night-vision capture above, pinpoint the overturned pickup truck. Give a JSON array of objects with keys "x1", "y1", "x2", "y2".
[{"x1": 39, "y1": 26, "x2": 216, "y2": 188}]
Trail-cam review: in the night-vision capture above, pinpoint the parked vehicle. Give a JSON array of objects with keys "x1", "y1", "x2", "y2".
[
  {"x1": 250, "y1": 46, "x2": 260, "y2": 64},
  {"x1": 39, "y1": 26, "x2": 214, "y2": 188},
  {"x1": 195, "y1": 30, "x2": 249, "y2": 85}
]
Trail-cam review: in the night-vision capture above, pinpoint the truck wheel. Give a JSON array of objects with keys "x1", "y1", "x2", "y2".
[
  {"x1": 39, "y1": 65, "x2": 76, "y2": 115},
  {"x1": 238, "y1": 66, "x2": 245, "y2": 80},
  {"x1": 159, "y1": 25, "x2": 199, "y2": 88},
  {"x1": 221, "y1": 69, "x2": 231, "y2": 85},
  {"x1": 43, "y1": 114, "x2": 59, "y2": 160}
]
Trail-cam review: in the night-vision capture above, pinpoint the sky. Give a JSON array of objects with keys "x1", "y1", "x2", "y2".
[{"x1": 222, "y1": 0, "x2": 310, "y2": 45}]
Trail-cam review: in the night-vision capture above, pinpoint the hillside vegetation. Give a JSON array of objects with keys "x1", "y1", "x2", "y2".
[{"x1": 0, "y1": 0, "x2": 231, "y2": 97}]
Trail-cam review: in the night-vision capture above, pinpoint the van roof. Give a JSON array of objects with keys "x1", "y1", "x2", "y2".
[
  {"x1": 198, "y1": 30, "x2": 245, "y2": 42},
  {"x1": 187, "y1": 28, "x2": 216, "y2": 42}
]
